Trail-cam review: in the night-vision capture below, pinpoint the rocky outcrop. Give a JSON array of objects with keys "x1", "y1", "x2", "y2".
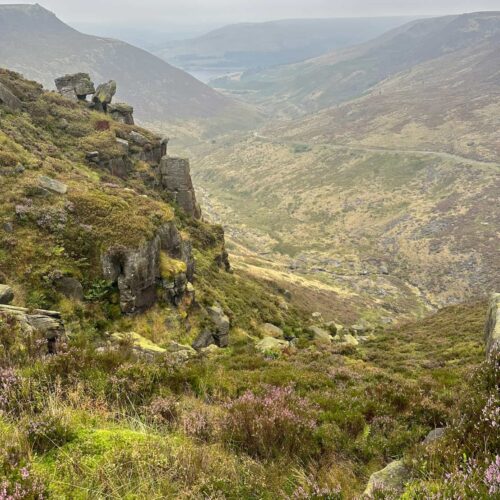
[
  {"x1": 108, "y1": 103, "x2": 134, "y2": 125},
  {"x1": 101, "y1": 222, "x2": 195, "y2": 314},
  {"x1": 55, "y1": 73, "x2": 95, "y2": 100},
  {"x1": 0, "y1": 304, "x2": 64, "y2": 354},
  {"x1": 192, "y1": 305, "x2": 231, "y2": 349},
  {"x1": 0, "y1": 285, "x2": 14, "y2": 305},
  {"x1": 54, "y1": 73, "x2": 134, "y2": 124},
  {"x1": 159, "y1": 157, "x2": 201, "y2": 219},
  {"x1": 0, "y1": 82, "x2": 22, "y2": 112},
  {"x1": 485, "y1": 293, "x2": 500, "y2": 358},
  {"x1": 93, "y1": 81, "x2": 116, "y2": 112}
]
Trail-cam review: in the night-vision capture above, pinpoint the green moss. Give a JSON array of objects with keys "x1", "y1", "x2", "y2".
[{"x1": 160, "y1": 252, "x2": 187, "y2": 280}]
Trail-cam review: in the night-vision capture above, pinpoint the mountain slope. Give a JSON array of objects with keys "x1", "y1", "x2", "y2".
[
  {"x1": 0, "y1": 4, "x2": 255, "y2": 125},
  {"x1": 212, "y1": 12, "x2": 500, "y2": 118},
  {"x1": 155, "y1": 17, "x2": 418, "y2": 80},
  {"x1": 185, "y1": 12, "x2": 500, "y2": 314}
]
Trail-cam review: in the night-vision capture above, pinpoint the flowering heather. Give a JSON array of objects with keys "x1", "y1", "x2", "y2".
[
  {"x1": 224, "y1": 385, "x2": 319, "y2": 459},
  {"x1": 484, "y1": 455, "x2": 500, "y2": 495},
  {"x1": 0, "y1": 369, "x2": 21, "y2": 413}
]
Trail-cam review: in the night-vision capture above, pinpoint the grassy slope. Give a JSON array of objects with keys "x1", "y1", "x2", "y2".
[
  {"x1": 190, "y1": 136, "x2": 499, "y2": 320},
  {"x1": 0, "y1": 295, "x2": 489, "y2": 497}
]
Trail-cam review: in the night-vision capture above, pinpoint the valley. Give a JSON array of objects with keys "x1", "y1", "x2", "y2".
[{"x1": 0, "y1": 4, "x2": 499, "y2": 498}]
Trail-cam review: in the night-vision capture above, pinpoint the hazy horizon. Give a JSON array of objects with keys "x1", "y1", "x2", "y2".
[{"x1": 1, "y1": 0, "x2": 500, "y2": 30}]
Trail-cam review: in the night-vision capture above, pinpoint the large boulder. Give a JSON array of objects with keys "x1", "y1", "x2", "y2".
[
  {"x1": 0, "y1": 82, "x2": 22, "y2": 112},
  {"x1": 159, "y1": 157, "x2": 201, "y2": 219},
  {"x1": 256, "y1": 337, "x2": 289, "y2": 354},
  {"x1": 207, "y1": 305, "x2": 230, "y2": 348},
  {"x1": 0, "y1": 304, "x2": 64, "y2": 354},
  {"x1": 108, "y1": 103, "x2": 134, "y2": 125},
  {"x1": 192, "y1": 330, "x2": 215, "y2": 350},
  {"x1": 102, "y1": 236, "x2": 161, "y2": 314},
  {"x1": 53, "y1": 275, "x2": 83, "y2": 301},
  {"x1": 0, "y1": 285, "x2": 14, "y2": 304},
  {"x1": 309, "y1": 326, "x2": 332, "y2": 343},
  {"x1": 92, "y1": 81, "x2": 116, "y2": 111},
  {"x1": 55, "y1": 73, "x2": 95, "y2": 100},
  {"x1": 262, "y1": 323, "x2": 284, "y2": 338},
  {"x1": 363, "y1": 460, "x2": 409, "y2": 498},
  {"x1": 485, "y1": 293, "x2": 500, "y2": 358},
  {"x1": 38, "y1": 176, "x2": 68, "y2": 194}
]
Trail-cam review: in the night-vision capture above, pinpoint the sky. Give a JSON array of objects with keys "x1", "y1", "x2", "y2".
[{"x1": 2, "y1": 0, "x2": 500, "y2": 27}]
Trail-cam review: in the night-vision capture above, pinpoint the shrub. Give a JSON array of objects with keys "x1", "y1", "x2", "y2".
[
  {"x1": 224, "y1": 384, "x2": 319, "y2": 459},
  {"x1": 26, "y1": 413, "x2": 75, "y2": 454}
]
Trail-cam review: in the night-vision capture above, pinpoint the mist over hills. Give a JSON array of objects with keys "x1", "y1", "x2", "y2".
[
  {"x1": 154, "y1": 17, "x2": 419, "y2": 81},
  {"x1": 0, "y1": 4, "x2": 253, "y2": 125},
  {"x1": 212, "y1": 12, "x2": 500, "y2": 118}
]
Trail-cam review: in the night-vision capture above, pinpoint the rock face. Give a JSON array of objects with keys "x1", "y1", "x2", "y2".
[
  {"x1": 0, "y1": 304, "x2": 64, "y2": 354},
  {"x1": 101, "y1": 222, "x2": 194, "y2": 314},
  {"x1": 55, "y1": 73, "x2": 95, "y2": 100},
  {"x1": 363, "y1": 460, "x2": 409, "y2": 498},
  {"x1": 0, "y1": 82, "x2": 22, "y2": 112},
  {"x1": 108, "y1": 103, "x2": 134, "y2": 125},
  {"x1": 207, "y1": 305, "x2": 230, "y2": 347},
  {"x1": 159, "y1": 157, "x2": 201, "y2": 219},
  {"x1": 0, "y1": 285, "x2": 14, "y2": 304},
  {"x1": 262, "y1": 323, "x2": 284, "y2": 338},
  {"x1": 93, "y1": 81, "x2": 116, "y2": 112},
  {"x1": 485, "y1": 293, "x2": 500, "y2": 358},
  {"x1": 55, "y1": 73, "x2": 134, "y2": 124},
  {"x1": 53, "y1": 275, "x2": 84, "y2": 301}
]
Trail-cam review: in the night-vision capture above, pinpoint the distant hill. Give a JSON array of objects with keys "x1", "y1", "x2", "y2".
[
  {"x1": 0, "y1": 4, "x2": 256, "y2": 126},
  {"x1": 212, "y1": 12, "x2": 500, "y2": 118},
  {"x1": 154, "y1": 17, "x2": 418, "y2": 82},
  {"x1": 188, "y1": 12, "x2": 500, "y2": 312}
]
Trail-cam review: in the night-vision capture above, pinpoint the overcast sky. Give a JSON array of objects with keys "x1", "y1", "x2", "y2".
[{"x1": 2, "y1": 0, "x2": 500, "y2": 26}]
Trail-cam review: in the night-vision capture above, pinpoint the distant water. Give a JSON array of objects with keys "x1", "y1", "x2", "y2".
[{"x1": 187, "y1": 69, "x2": 240, "y2": 84}]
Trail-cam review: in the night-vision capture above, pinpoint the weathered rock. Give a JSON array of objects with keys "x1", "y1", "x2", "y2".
[
  {"x1": 102, "y1": 236, "x2": 161, "y2": 314},
  {"x1": 200, "y1": 344, "x2": 221, "y2": 356},
  {"x1": 342, "y1": 334, "x2": 359, "y2": 346},
  {"x1": 0, "y1": 82, "x2": 22, "y2": 112},
  {"x1": 38, "y1": 176, "x2": 67, "y2": 194},
  {"x1": 207, "y1": 305, "x2": 230, "y2": 347},
  {"x1": 159, "y1": 157, "x2": 201, "y2": 219},
  {"x1": 262, "y1": 323, "x2": 284, "y2": 338},
  {"x1": 256, "y1": 337, "x2": 289, "y2": 354},
  {"x1": 0, "y1": 285, "x2": 14, "y2": 305},
  {"x1": 423, "y1": 427, "x2": 446, "y2": 444},
  {"x1": 53, "y1": 276, "x2": 83, "y2": 301},
  {"x1": 108, "y1": 103, "x2": 134, "y2": 125},
  {"x1": 363, "y1": 460, "x2": 409, "y2": 498},
  {"x1": 111, "y1": 331, "x2": 166, "y2": 357},
  {"x1": 310, "y1": 326, "x2": 332, "y2": 343},
  {"x1": 311, "y1": 311, "x2": 323, "y2": 320},
  {"x1": 0, "y1": 304, "x2": 64, "y2": 354},
  {"x1": 192, "y1": 330, "x2": 215, "y2": 350},
  {"x1": 55, "y1": 73, "x2": 95, "y2": 100},
  {"x1": 485, "y1": 293, "x2": 500, "y2": 358},
  {"x1": 129, "y1": 131, "x2": 149, "y2": 147},
  {"x1": 92, "y1": 81, "x2": 116, "y2": 111}
]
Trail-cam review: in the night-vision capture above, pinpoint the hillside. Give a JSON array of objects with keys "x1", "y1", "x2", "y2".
[
  {"x1": 0, "y1": 4, "x2": 258, "y2": 128},
  {"x1": 0, "y1": 68, "x2": 498, "y2": 499},
  {"x1": 154, "y1": 17, "x2": 417, "y2": 82},
  {"x1": 212, "y1": 12, "x2": 500, "y2": 118}
]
